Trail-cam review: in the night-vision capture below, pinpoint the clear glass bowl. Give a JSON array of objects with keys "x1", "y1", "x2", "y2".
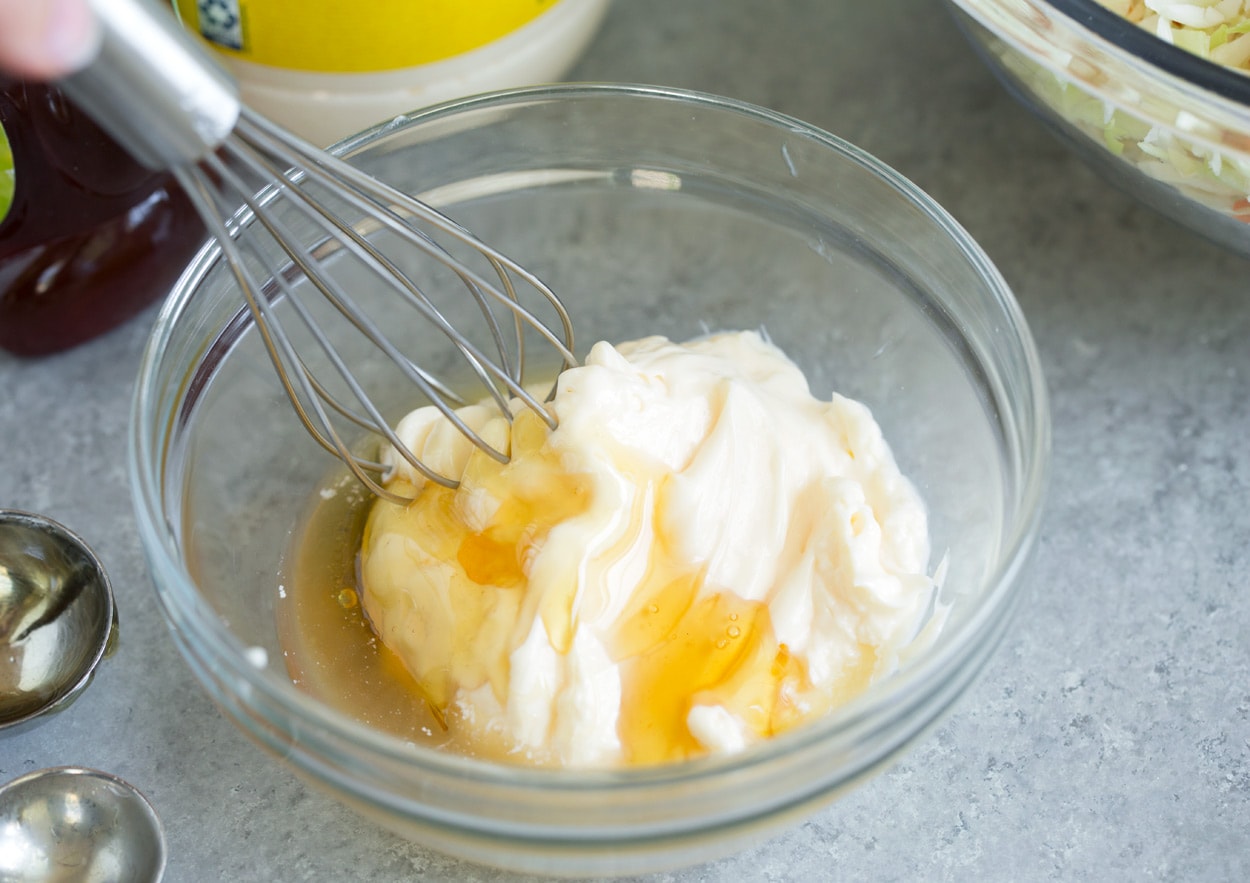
[
  {"x1": 130, "y1": 84, "x2": 1049, "y2": 877},
  {"x1": 946, "y1": 0, "x2": 1250, "y2": 257}
]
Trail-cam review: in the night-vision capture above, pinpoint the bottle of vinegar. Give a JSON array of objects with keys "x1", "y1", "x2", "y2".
[{"x1": 0, "y1": 78, "x2": 204, "y2": 356}]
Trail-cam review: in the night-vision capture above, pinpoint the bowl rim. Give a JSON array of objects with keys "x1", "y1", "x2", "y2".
[
  {"x1": 1048, "y1": 0, "x2": 1250, "y2": 105},
  {"x1": 948, "y1": 0, "x2": 1250, "y2": 151},
  {"x1": 130, "y1": 83, "x2": 1050, "y2": 798}
]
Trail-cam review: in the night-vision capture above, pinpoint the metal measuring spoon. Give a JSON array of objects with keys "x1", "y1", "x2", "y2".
[
  {"x1": 0, "y1": 766, "x2": 166, "y2": 882},
  {"x1": 0, "y1": 510, "x2": 117, "y2": 731}
]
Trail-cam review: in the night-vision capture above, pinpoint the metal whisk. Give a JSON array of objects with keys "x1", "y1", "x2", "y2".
[{"x1": 60, "y1": 0, "x2": 577, "y2": 504}]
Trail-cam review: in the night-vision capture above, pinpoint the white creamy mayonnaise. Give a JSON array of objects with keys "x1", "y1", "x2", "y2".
[{"x1": 360, "y1": 331, "x2": 938, "y2": 767}]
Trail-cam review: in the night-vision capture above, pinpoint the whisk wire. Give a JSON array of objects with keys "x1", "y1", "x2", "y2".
[
  {"x1": 171, "y1": 164, "x2": 407, "y2": 502},
  {"x1": 240, "y1": 110, "x2": 578, "y2": 372},
  {"x1": 201, "y1": 148, "x2": 515, "y2": 489},
  {"x1": 232, "y1": 111, "x2": 567, "y2": 429},
  {"x1": 181, "y1": 108, "x2": 583, "y2": 497},
  {"x1": 236, "y1": 117, "x2": 518, "y2": 402},
  {"x1": 236, "y1": 112, "x2": 520, "y2": 391},
  {"x1": 232, "y1": 140, "x2": 517, "y2": 421}
]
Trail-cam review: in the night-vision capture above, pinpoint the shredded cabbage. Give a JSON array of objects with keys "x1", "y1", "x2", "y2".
[
  {"x1": 1108, "y1": 1, "x2": 1250, "y2": 67},
  {"x1": 1098, "y1": 1, "x2": 1250, "y2": 218},
  {"x1": 993, "y1": 1, "x2": 1250, "y2": 224}
]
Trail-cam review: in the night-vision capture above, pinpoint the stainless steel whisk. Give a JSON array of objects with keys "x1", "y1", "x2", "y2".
[{"x1": 60, "y1": 0, "x2": 577, "y2": 504}]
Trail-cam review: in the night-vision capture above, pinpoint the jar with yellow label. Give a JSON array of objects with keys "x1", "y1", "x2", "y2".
[{"x1": 173, "y1": 0, "x2": 611, "y2": 145}]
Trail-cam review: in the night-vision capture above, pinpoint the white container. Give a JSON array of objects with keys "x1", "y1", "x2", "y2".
[{"x1": 174, "y1": 0, "x2": 611, "y2": 145}]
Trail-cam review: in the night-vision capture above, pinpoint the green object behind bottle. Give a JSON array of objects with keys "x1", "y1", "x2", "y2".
[{"x1": 0, "y1": 122, "x2": 13, "y2": 223}]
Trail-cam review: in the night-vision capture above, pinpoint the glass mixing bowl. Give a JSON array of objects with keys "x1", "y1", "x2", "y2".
[
  {"x1": 946, "y1": 0, "x2": 1250, "y2": 258},
  {"x1": 130, "y1": 84, "x2": 1049, "y2": 876}
]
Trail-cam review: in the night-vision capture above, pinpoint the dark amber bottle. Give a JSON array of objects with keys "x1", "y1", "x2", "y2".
[{"x1": 0, "y1": 77, "x2": 204, "y2": 356}]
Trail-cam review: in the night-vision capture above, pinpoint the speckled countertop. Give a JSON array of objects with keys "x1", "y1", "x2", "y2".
[{"x1": 2, "y1": 0, "x2": 1248, "y2": 880}]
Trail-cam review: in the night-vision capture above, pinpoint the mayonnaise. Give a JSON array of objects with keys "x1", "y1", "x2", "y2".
[{"x1": 360, "y1": 331, "x2": 937, "y2": 767}]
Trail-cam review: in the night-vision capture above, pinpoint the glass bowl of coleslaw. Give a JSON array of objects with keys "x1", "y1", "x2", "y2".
[{"x1": 945, "y1": 0, "x2": 1250, "y2": 257}]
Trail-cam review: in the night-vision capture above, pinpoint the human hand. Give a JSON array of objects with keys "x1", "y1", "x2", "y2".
[{"x1": 0, "y1": 0, "x2": 99, "y2": 80}]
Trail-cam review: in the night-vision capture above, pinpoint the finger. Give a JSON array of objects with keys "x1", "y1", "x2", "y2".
[{"x1": 0, "y1": 0, "x2": 100, "y2": 80}]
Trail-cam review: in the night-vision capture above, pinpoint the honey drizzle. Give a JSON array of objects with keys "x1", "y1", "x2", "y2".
[{"x1": 283, "y1": 412, "x2": 884, "y2": 766}]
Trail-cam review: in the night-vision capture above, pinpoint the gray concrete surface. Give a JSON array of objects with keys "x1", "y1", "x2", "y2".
[{"x1": 2, "y1": 1, "x2": 1247, "y2": 879}]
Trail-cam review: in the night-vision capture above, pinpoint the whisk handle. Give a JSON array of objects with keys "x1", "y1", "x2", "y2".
[{"x1": 59, "y1": 0, "x2": 240, "y2": 171}]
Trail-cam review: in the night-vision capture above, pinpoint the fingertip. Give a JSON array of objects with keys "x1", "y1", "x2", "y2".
[
  {"x1": 42, "y1": 0, "x2": 102, "y2": 77},
  {"x1": 0, "y1": 0, "x2": 102, "y2": 81}
]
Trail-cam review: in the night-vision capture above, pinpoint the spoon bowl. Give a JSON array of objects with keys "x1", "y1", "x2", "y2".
[
  {"x1": 0, "y1": 766, "x2": 166, "y2": 882},
  {"x1": 0, "y1": 510, "x2": 117, "y2": 731}
]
